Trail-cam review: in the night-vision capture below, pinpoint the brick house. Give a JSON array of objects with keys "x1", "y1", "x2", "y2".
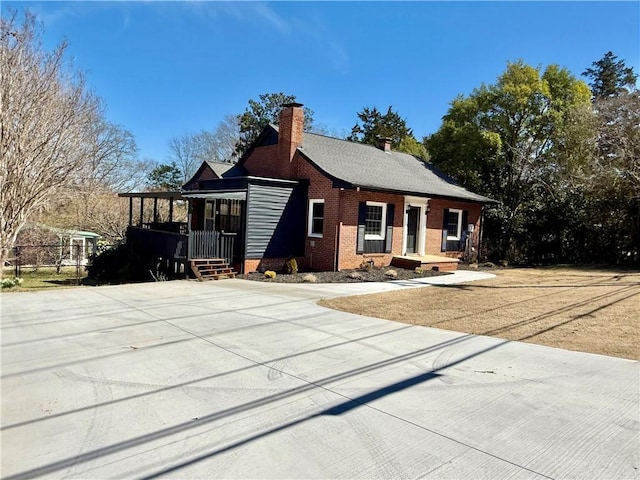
[
  {"x1": 121, "y1": 103, "x2": 492, "y2": 276},
  {"x1": 175, "y1": 103, "x2": 492, "y2": 274}
]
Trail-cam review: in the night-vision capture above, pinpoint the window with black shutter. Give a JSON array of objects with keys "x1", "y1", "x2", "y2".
[
  {"x1": 357, "y1": 201, "x2": 395, "y2": 253},
  {"x1": 441, "y1": 208, "x2": 468, "y2": 251}
]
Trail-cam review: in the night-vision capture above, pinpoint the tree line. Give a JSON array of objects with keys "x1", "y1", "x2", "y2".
[
  {"x1": 1, "y1": 10, "x2": 637, "y2": 276},
  {"x1": 426, "y1": 55, "x2": 638, "y2": 265}
]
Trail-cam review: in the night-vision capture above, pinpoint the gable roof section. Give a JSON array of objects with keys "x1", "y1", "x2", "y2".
[
  {"x1": 301, "y1": 133, "x2": 492, "y2": 202},
  {"x1": 183, "y1": 161, "x2": 248, "y2": 190},
  {"x1": 238, "y1": 123, "x2": 496, "y2": 203},
  {"x1": 258, "y1": 125, "x2": 492, "y2": 203},
  {"x1": 206, "y1": 161, "x2": 235, "y2": 178}
]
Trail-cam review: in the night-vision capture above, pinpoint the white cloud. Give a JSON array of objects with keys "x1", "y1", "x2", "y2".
[{"x1": 187, "y1": 1, "x2": 291, "y2": 35}]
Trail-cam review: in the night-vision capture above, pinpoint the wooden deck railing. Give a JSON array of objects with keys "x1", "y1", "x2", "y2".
[
  {"x1": 188, "y1": 230, "x2": 236, "y2": 264},
  {"x1": 127, "y1": 226, "x2": 236, "y2": 264},
  {"x1": 127, "y1": 226, "x2": 188, "y2": 260}
]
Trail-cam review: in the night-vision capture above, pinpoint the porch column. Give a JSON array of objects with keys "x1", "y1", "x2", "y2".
[
  {"x1": 139, "y1": 198, "x2": 144, "y2": 226},
  {"x1": 128, "y1": 197, "x2": 133, "y2": 226},
  {"x1": 153, "y1": 197, "x2": 158, "y2": 225},
  {"x1": 169, "y1": 197, "x2": 174, "y2": 223}
]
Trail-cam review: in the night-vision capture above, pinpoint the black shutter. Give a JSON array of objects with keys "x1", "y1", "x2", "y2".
[
  {"x1": 385, "y1": 204, "x2": 395, "y2": 253},
  {"x1": 356, "y1": 202, "x2": 366, "y2": 254},
  {"x1": 441, "y1": 208, "x2": 449, "y2": 251},
  {"x1": 461, "y1": 210, "x2": 469, "y2": 248}
]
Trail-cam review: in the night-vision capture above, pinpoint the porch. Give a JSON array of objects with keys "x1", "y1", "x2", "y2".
[
  {"x1": 119, "y1": 190, "x2": 241, "y2": 277},
  {"x1": 126, "y1": 225, "x2": 237, "y2": 265},
  {"x1": 391, "y1": 254, "x2": 460, "y2": 272}
]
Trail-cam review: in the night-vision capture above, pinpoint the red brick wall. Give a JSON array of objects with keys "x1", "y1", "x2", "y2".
[
  {"x1": 426, "y1": 199, "x2": 482, "y2": 259},
  {"x1": 337, "y1": 189, "x2": 404, "y2": 270},
  {"x1": 279, "y1": 106, "x2": 304, "y2": 179},
  {"x1": 242, "y1": 145, "x2": 281, "y2": 178},
  {"x1": 243, "y1": 257, "x2": 298, "y2": 274},
  {"x1": 298, "y1": 156, "x2": 340, "y2": 271},
  {"x1": 242, "y1": 105, "x2": 303, "y2": 181},
  {"x1": 297, "y1": 156, "x2": 404, "y2": 270}
]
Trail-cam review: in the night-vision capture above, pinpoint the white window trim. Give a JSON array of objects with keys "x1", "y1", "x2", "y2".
[
  {"x1": 446, "y1": 208, "x2": 463, "y2": 241},
  {"x1": 364, "y1": 201, "x2": 387, "y2": 240},
  {"x1": 308, "y1": 199, "x2": 324, "y2": 238}
]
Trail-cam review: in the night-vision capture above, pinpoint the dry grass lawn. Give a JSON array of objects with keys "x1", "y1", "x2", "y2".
[{"x1": 319, "y1": 266, "x2": 640, "y2": 360}]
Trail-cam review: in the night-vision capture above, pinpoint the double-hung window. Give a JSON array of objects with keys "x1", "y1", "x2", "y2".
[
  {"x1": 441, "y1": 208, "x2": 468, "y2": 252},
  {"x1": 364, "y1": 202, "x2": 386, "y2": 240},
  {"x1": 308, "y1": 199, "x2": 324, "y2": 237},
  {"x1": 446, "y1": 208, "x2": 462, "y2": 240},
  {"x1": 357, "y1": 201, "x2": 395, "y2": 254}
]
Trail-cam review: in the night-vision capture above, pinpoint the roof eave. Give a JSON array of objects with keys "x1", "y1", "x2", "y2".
[
  {"x1": 350, "y1": 183, "x2": 496, "y2": 204},
  {"x1": 297, "y1": 147, "x2": 495, "y2": 204}
]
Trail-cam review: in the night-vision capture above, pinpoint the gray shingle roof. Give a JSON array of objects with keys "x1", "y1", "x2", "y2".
[
  {"x1": 295, "y1": 130, "x2": 492, "y2": 203},
  {"x1": 205, "y1": 161, "x2": 236, "y2": 178}
]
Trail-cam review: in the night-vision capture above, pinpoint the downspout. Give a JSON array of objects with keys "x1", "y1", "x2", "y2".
[
  {"x1": 187, "y1": 201, "x2": 193, "y2": 264},
  {"x1": 334, "y1": 188, "x2": 344, "y2": 271},
  {"x1": 242, "y1": 186, "x2": 251, "y2": 274},
  {"x1": 478, "y1": 204, "x2": 486, "y2": 262}
]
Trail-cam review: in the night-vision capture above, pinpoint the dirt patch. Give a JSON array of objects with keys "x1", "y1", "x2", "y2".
[
  {"x1": 319, "y1": 266, "x2": 640, "y2": 360},
  {"x1": 245, "y1": 267, "x2": 447, "y2": 283}
]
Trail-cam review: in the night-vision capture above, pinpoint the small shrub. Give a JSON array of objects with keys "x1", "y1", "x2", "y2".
[
  {"x1": 385, "y1": 269, "x2": 398, "y2": 279},
  {"x1": 1, "y1": 277, "x2": 23, "y2": 289},
  {"x1": 468, "y1": 262, "x2": 479, "y2": 269},
  {"x1": 284, "y1": 257, "x2": 298, "y2": 274},
  {"x1": 347, "y1": 271, "x2": 363, "y2": 280},
  {"x1": 302, "y1": 274, "x2": 317, "y2": 283},
  {"x1": 499, "y1": 259, "x2": 509, "y2": 267},
  {"x1": 264, "y1": 270, "x2": 276, "y2": 279},
  {"x1": 483, "y1": 261, "x2": 497, "y2": 268},
  {"x1": 359, "y1": 259, "x2": 374, "y2": 271},
  {"x1": 87, "y1": 244, "x2": 132, "y2": 281},
  {"x1": 414, "y1": 267, "x2": 424, "y2": 274}
]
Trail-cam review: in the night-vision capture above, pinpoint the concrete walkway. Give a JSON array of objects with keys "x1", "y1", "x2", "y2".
[{"x1": 1, "y1": 271, "x2": 638, "y2": 479}]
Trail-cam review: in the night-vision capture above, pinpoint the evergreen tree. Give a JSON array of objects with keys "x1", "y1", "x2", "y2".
[
  {"x1": 582, "y1": 51, "x2": 637, "y2": 99},
  {"x1": 348, "y1": 106, "x2": 412, "y2": 148}
]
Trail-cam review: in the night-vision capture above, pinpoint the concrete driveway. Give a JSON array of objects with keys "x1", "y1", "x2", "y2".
[{"x1": 1, "y1": 273, "x2": 638, "y2": 479}]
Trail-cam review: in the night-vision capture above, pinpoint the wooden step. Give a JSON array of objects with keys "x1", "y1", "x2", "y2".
[
  {"x1": 190, "y1": 259, "x2": 236, "y2": 281},
  {"x1": 391, "y1": 255, "x2": 459, "y2": 272},
  {"x1": 197, "y1": 267, "x2": 234, "y2": 274},
  {"x1": 191, "y1": 259, "x2": 228, "y2": 267}
]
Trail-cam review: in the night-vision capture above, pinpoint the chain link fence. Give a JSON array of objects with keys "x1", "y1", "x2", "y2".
[{"x1": 8, "y1": 243, "x2": 88, "y2": 285}]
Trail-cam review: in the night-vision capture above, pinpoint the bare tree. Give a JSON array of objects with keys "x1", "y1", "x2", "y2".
[
  {"x1": 168, "y1": 133, "x2": 202, "y2": 185},
  {"x1": 0, "y1": 12, "x2": 138, "y2": 276},
  {"x1": 83, "y1": 118, "x2": 151, "y2": 192},
  {"x1": 209, "y1": 114, "x2": 241, "y2": 163},
  {"x1": 168, "y1": 114, "x2": 241, "y2": 183}
]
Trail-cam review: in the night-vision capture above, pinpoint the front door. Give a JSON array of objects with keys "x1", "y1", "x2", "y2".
[{"x1": 406, "y1": 206, "x2": 420, "y2": 254}]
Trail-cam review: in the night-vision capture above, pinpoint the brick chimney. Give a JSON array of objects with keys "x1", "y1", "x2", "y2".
[
  {"x1": 278, "y1": 102, "x2": 304, "y2": 179},
  {"x1": 377, "y1": 137, "x2": 392, "y2": 152}
]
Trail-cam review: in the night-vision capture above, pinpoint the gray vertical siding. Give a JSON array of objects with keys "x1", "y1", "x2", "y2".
[{"x1": 245, "y1": 182, "x2": 306, "y2": 258}]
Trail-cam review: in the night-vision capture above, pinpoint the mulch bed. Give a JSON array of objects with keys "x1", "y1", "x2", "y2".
[{"x1": 244, "y1": 266, "x2": 448, "y2": 284}]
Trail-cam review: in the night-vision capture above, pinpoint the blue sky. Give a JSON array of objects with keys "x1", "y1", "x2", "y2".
[{"x1": 5, "y1": 1, "x2": 640, "y2": 163}]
